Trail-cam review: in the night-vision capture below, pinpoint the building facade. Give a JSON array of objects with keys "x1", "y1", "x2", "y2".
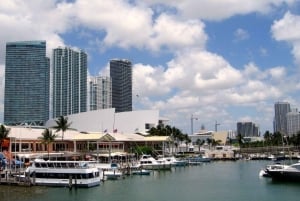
[
  {"x1": 4, "y1": 41, "x2": 50, "y2": 125},
  {"x1": 237, "y1": 122, "x2": 260, "y2": 137},
  {"x1": 110, "y1": 59, "x2": 132, "y2": 113},
  {"x1": 89, "y1": 76, "x2": 112, "y2": 110},
  {"x1": 286, "y1": 109, "x2": 300, "y2": 136},
  {"x1": 52, "y1": 47, "x2": 87, "y2": 118},
  {"x1": 274, "y1": 102, "x2": 291, "y2": 134}
]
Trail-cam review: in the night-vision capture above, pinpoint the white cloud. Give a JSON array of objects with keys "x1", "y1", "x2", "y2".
[
  {"x1": 141, "y1": 0, "x2": 297, "y2": 20},
  {"x1": 271, "y1": 12, "x2": 300, "y2": 64},
  {"x1": 0, "y1": 0, "x2": 299, "y2": 133},
  {"x1": 234, "y1": 28, "x2": 249, "y2": 41}
]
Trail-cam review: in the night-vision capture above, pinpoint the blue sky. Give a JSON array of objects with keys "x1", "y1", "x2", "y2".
[{"x1": 1, "y1": 0, "x2": 300, "y2": 135}]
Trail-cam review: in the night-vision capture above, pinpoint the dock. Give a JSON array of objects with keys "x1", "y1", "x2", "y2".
[{"x1": 0, "y1": 170, "x2": 31, "y2": 186}]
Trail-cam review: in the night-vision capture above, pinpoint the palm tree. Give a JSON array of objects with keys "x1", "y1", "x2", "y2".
[
  {"x1": 39, "y1": 128, "x2": 58, "y2": 160},
  {"x1": 52, "y1": 116, "x2": 72, "y2": 142},
  {"x1": 0, "y1": 125, "x2": 10, "y2": 151}
]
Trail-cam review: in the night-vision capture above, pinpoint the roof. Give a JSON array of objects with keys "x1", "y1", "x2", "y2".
[{"x1": 6, "y1": 126, "x2": 172, "y2": 142}]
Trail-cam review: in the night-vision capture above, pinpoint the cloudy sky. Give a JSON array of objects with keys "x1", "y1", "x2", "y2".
[{"x1": 1, "y1": 0, "x2": 300, "y2": 134}]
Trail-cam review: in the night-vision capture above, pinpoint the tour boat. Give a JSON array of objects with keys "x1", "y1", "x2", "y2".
[{"x1": 25, "y1": 159, "x2": 101, "y2": 187}]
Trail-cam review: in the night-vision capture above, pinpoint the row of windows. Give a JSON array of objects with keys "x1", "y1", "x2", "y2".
[{"x1": 31, "y1": 172, "x2": 99, "y2": 179}]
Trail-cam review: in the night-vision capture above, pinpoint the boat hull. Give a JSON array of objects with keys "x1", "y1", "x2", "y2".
[
  {"x1": 140, "y1": 164, "x2": 172, "y2": 170},
  {"x1": 32, "y1": 178, "x2": 100, "y2": 187},
  {"x1": 266, "y1": 170, "x2": 300, "y2": 182}
]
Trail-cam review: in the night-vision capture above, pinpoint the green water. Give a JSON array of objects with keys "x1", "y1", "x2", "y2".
[{"x1": 1, "y1": 161, "x2": 299, "y2": 201}]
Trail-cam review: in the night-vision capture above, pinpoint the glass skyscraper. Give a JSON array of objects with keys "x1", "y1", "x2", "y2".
[
  {"x1": 274, "y1": 101, "x2": 291, "y2": 134},
  {"x1": 110, "y1": 59, "x2": 132, "y2": 113},
  {"x1": 89, "y1": 76, "x2": 112, "y2": 110},
  {"x1": 4, "y1": 41, "x2": 50, "y2": 125},
  {"x1": 52, "y1": 47, "x2": 87, "y2": 118}
]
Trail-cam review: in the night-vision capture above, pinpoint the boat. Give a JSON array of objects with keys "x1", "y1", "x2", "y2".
[
  {"x1": 188, "y1": 155, "x2": 211, "y2": 165},
  {"x1": 25, "y1": 159, "x2": 101, "y2": 187},
  {"x1": 138, "y1": 155, "x2": 172, "y2": 170},
  {"x1": 103, "y1": 163, "x2": 123, "y2": 180},
  {"x1": 130, "y1": 165, "x2": 152, "y2": 175},
  {"x1": 265, "y1": 161, "x2": 300, "y2": 181},
  {"x1": 90, "y1": 162, "x2": 123, "y2": 180},
  {"x1": 159, "y1": 156, "x2": 188, "y2": 167},
  {"x1": 259, "y1": 162, "x2": 289, "y2": 178}
]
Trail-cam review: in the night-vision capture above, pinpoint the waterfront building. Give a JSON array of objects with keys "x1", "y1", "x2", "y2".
[
  {"x1": 286, "y1": 109, "x2": 300, "y2": 136},
  {"x1": 237, "y1": 122, "x2": 260, "y2": 137},
  {"x1": 52, "y1": 47, "x2": 87, "y2": 118},
  {"x1": 89, "y1": 76, "x2": 112, "y2": 110},
  {"x1": 274, "y1": 102, "x2": 291, "y2": 134},
  {"x1": 110, "y1": 59, "x2": 132, "y2": 113},
  {"x1": 4, "y1": 41, "x2": 49, "y2": 125},
  {"x1": 6, "y1": 109, "x2": 169, "y2": 155}
]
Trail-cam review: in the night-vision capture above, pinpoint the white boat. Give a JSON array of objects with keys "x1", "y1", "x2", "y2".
[
  {"x1": 90, "y1": 162, "x2": 123, "y2": 180},
  {"x1": 159, "y1": 156, "x2": 188, "y2": 167},
  {"x1": 25, "y1": 159, "x2": 101, "y2": 187},
  {"x1": 265, "y1": 161, "x2": 300, "y2": 182},
  {"x1": 138, "y1": 155, "x2": 172, "y2": 170}
]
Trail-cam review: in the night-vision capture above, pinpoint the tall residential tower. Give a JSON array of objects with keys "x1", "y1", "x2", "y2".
[
  {"x1": 4, "y1": 41, "x2": 50, "y2": 125},
  {"x1": 274, "y1": 101, "x2": 291, "y2": 134},
  {"x1": 52, "y1": 47, "x2": 87, "y2": 118},
  {"x1": 89, "y1": 76, "x2": 112, "y2": 110},
  {"x1": 110, "y1": 59, "x2": 132, "y2": 113}
]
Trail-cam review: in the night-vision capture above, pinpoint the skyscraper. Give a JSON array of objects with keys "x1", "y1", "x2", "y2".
[
  {"x1": 110, "y1": 59, "x2": 132, "y2": 113},
  {"x1": 274, "y1": 101, "x2": 291, "y2": 134},
  {"x1": 4, "y1": 41, "x2": 50, "y2": 125},
  {"x1": 52, "y1": 47, "x2": 87, "y2": 118},
  {"x1": 286, "y1": 109, "x2": 300, "y2": 136},
  {"x1": 89, "y1": 76, "x2": 112, "y2": 110},
  {"x1": 237, "y1": 122, "x2": 260, "y2": 137}
]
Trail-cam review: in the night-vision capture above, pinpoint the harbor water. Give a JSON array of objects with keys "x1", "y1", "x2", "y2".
[{"x1": 1, "y1": 160, "x2": 299, "y2": 201}]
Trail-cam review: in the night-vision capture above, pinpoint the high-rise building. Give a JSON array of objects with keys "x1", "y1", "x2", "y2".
[
  {"x1": 4, "y1": 41, "x2": 50, "y2": 125},
  {"x1": 110, "y1": 59, "x2": 132, "y2": 113},
  {"x1": 274, "y1": 102, "x2": 291, "y2": 134},
  {"x1": 237, "y1": 122, "x2": 260, "y2": 137},
  {"x1": 286, "y1": 109, "x2": 300, "y2": 136},
  {"x1": 52, "y1": 47, "x2": 87, "y2": 118},
  {"x1": 89, "y1": 76, "x2": 112, "y2": 110}
]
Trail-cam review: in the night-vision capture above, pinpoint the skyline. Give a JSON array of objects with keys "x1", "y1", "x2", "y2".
[{"x1": 1, "y1": 0, "x2": 300, "y2": 134}]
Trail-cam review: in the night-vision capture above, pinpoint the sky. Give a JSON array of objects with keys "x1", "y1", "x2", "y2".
[{"x1": 1, "y1": 0, "x2": 300, "y2": 135}]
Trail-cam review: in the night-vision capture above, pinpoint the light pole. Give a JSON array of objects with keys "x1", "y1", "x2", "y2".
[{"x1": 191, "y1": 114, "x2": 198, "y2": 135}]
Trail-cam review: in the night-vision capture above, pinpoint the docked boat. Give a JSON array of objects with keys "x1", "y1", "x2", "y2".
[
  {"x1": 265, "y1": 162, "x2": 300, "y2": 181},
  {"x1": 138, "y1": 155, "x2": 172, "y2": 170},
  {"x1": 188, "y1": 155, "x2": 211, "y2": 165},
  {"x1": 160, "y1": 156, "x2": 188, "y2": 167},
  {"x1": 25, "y1": 159, "x2": 101, "y2": 187},
  {"x1": 90, "y1": 162, "x2": 123, "y2": 180},
  {"x1": 131, "y1": 166, "x2": 151, "y2": 175}
]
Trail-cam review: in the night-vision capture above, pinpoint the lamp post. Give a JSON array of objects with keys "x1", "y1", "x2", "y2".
[{"x1": 191, "y1": 114, "x2": 198, "y2": 135}]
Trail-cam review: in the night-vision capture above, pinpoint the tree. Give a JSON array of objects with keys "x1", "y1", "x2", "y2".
[
  {"x1": 52, "y1": 116, "x2": 72, "y2": 142},
  {"x1": 0, "y1": 125, "x2": 10, "y2": 151},
  {"x1": 196, "y1": 139, "x2": 204, "y2": 152},
  {"x1": 39, "y1": 128, "x2": 58, "y2": 160}
]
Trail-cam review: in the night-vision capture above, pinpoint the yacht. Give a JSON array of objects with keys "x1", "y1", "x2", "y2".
[
  {"x1": 138, "y1": 155, "x2": 172, "y2": 170},
  {"x1": 265, "y1": 161, "x2": 300, "y2": 181},
  {"x1": 159, "y1": 156, "x2": 188, "y2": 167},
  {"x1": 25, "y1": 159, "x2": 101, "y2": 187}
]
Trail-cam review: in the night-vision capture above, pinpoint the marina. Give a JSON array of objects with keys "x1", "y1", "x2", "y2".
[{"x1": 0, "y1": 160, "x2": 299, "y2": 201}]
